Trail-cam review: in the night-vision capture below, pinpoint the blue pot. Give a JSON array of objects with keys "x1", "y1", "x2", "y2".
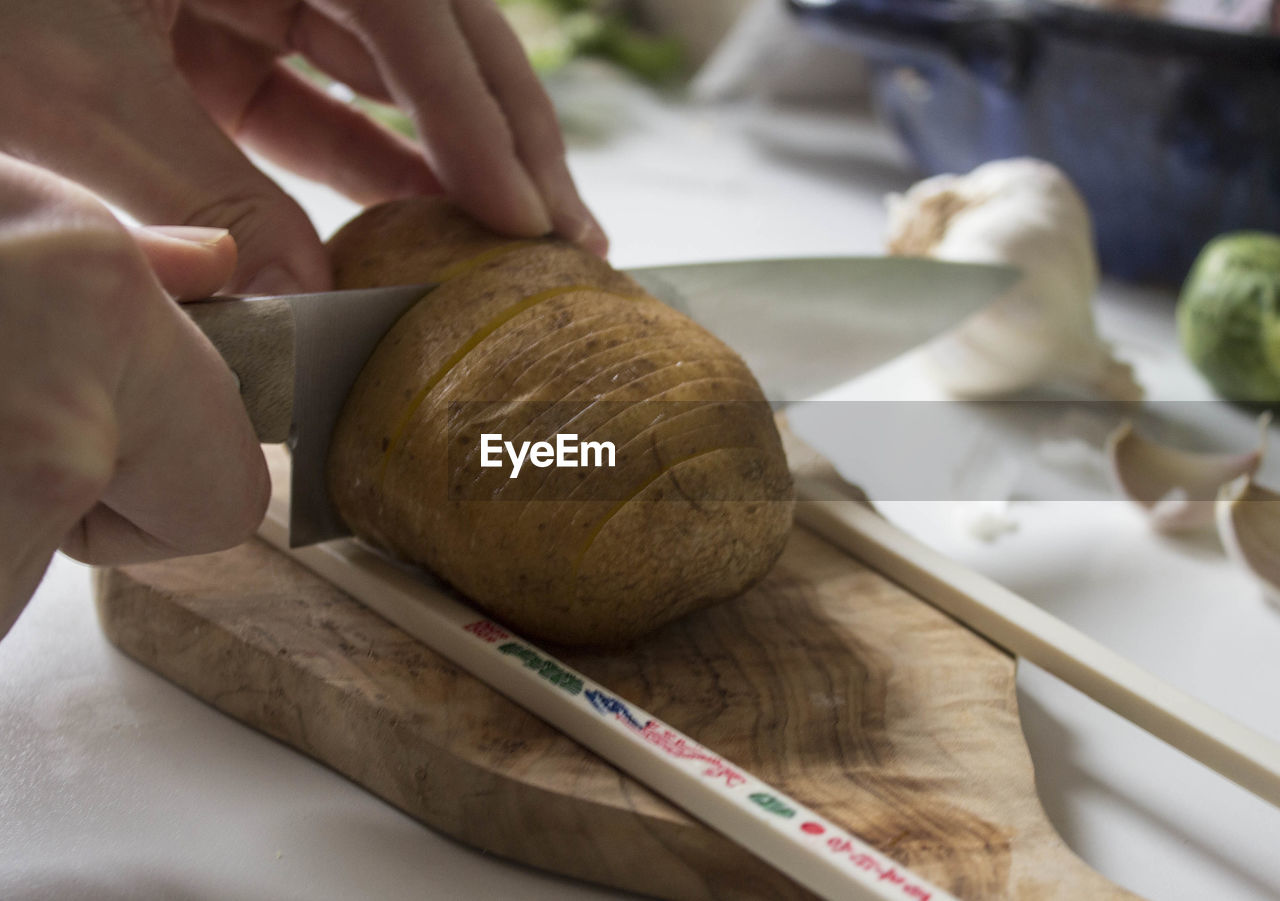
[{"x1": 788, "y1": 0, "x2": 1280, "y2": 284}]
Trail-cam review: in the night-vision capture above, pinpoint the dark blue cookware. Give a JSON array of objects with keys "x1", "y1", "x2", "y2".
[{"x1": 788, "y1": 0, "x2": 1280, "y2": 283}]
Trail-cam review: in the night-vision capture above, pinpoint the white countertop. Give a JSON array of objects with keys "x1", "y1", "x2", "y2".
[{"x1": 3, "y1": 76, "x2": 1279, "y2": 900}]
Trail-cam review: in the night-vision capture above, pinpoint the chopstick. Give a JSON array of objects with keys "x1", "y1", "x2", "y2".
[
  {"x1": 256, "y1": 482, "x2": 954, "y2": 901},
  {"x1": 779, "y1": 420, "x2": 1280, "y2": 810}
]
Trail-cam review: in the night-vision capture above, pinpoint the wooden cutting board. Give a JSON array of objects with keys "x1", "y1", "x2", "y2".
[{"x1": 95, "y1": 510, "x2": 1138, "y2": 900}]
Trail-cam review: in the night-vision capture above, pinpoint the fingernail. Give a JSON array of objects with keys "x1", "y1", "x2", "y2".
[
  {"x1": 516, "y1": 175, "x2": 554, "y2": 236},
  {"x1": 555, "y1": 204, "x2": 609, "y2": 258},
  {"x1": 243, "y1": 263, "x2": 302, "y2": 296},
  {"x1": 582, "y1": 218, "x2": 610, "y2": 259},
  {"x1": 145, "y1": 225, "x2": 231, "y2": 246}
]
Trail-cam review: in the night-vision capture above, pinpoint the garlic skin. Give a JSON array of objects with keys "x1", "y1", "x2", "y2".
[
  {"x1": 886, "y1": 158, "x2": 1142, "y2": 401},
  {"x1": 1216, "y1": 475, "x2": 1280, "y2": 607},
  {"x1": 1107, "y1": 415, "x2": 1270, "y2": 532}
]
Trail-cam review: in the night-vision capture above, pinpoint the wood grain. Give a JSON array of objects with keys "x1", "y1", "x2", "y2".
[
  {"x1": 778, "y1": 419, "x2": 1280, "y2": 812},
  {"x1": 95, "y1": 526, "x2": 1137, "y2": 900}
]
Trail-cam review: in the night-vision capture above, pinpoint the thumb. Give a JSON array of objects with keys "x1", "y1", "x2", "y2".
[{"x1": 129, "y1": 225, "x2": 239, "y2": 299}]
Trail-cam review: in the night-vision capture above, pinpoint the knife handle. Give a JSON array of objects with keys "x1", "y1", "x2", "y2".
[{"x1": 182, "y1": 296, "x2": 295, "y2": 444}]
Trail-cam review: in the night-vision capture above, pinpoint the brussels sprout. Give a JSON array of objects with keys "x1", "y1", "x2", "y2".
[{"x1": 1177, "y1": 232, "x2": 1280, "y2": 402}]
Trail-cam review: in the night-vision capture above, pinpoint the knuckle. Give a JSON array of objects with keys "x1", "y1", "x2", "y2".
[
  {"x1": 0, "y1": 155, "x2": 114, "y2": 230},
  {"x1": 1, "y1": 382, "x2": 117, "y2": 517},
  {"x1": 179, "y1": 187, "x2": 318, "y2": 282},
  {"x1": 0, "y1": 218, "x2": 154, "y2": 353},
  {"x1": 200, "y1": 450, "x2": 271, "y2": 554},
  {"x1": 522, "y1": 109, "x2": 565, "y2": 161},
  {"x1": 42, "y1": 228, "x2": 141, "y2": 297},
  {"x1": 181, "y1": 188, "x2": 280, "y2": 239},
  {"x1": 0, "y1": 180, "x2": 141, "y2": 297}
]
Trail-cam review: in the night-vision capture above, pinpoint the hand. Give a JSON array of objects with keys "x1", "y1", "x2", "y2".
[
  {"x1": 0, "y1": 155, "x2": 268, "y2": 640},
  {"x1": 0, "y1": 0, "x2": 605, "y2": 296}
]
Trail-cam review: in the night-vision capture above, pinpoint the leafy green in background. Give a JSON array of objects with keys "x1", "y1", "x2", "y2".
[
  {"x1": 291, "y1": 1, "x2": 683, "y2": 140},
  {"x1": 498, "y1": 0, "x2": 684, "y2": 85}
]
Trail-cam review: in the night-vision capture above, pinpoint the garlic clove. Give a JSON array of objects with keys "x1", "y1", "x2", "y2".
[
  {"x1": 1216, "y1": 475, "x2": 1280, "y2": 607},
  {"x1": 1106, "y1": 414, "x2": 1270, "y2": 532}
]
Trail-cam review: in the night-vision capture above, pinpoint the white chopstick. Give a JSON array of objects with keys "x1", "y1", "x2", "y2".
[
  {"x1": 791, "y1": 474, "x2": 1280, "y2": 810},
  {"x1": 257, "y1": 487, "x2": 953, "y2": 901}
]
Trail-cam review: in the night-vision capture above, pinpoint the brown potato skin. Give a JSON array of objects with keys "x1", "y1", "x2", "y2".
[{"x1": 326, "y1": 198, "x2": 794, "y2": 646}]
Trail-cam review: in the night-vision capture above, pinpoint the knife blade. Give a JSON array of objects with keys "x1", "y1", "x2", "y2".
[
  {"x1": 183, "y1": 256, "x2": 1017, "y2": 547},
  {"x1": 629, "y1": 257, "x2": 1017, "y2": 407}
]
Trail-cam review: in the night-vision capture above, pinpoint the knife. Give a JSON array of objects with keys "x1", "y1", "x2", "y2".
[{"x1": 182, "y1": 257, "x2": 1017, "y2": 547}]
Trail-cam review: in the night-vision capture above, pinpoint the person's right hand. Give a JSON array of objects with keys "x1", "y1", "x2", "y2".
[{"x1": 0, "y1": 154, "x2": 268, "y2": 640}]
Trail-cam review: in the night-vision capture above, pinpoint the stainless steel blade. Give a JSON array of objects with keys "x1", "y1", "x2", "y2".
[
  {"x1": 627, "y1": 257, "x2": 1018, "y2": 406},
  {"x1": 287, "y1": 282, "x2": 435, "y2": 546},
  {"x1": 285, "y1": 257, "x2": 1014, "y2": 547}
]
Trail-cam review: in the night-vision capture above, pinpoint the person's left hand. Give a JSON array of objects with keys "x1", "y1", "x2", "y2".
[{"x1": 0, "y1": 0, "x2": 606, "y2": 296}]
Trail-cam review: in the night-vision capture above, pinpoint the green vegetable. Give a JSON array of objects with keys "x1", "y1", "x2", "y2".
[
  {"x1": 287, "y1": 0, "x2": 684, "y2": 144},
  {"x1": 497, "y1": 0, "x2": 684, "y2": 85},
  {"x1": 1177, "y1": 232, "x2": 1280, "y2": 402},
  {"x1": 579, "y1": 17, "x2": 684, "y2": 85}
]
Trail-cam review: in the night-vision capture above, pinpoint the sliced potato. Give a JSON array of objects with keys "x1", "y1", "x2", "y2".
[{"x1": 326, "y1": 197, "x2": 793, "y2": 645}]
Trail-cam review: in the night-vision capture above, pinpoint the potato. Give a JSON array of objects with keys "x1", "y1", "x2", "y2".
[{"x1": 326, "y1": 198, "x2": 794, "y2": 646}]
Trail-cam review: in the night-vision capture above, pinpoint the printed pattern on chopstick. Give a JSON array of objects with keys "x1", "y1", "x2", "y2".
[{"x1": 461, "y1": 618, "x2": 948, "y2": 901}]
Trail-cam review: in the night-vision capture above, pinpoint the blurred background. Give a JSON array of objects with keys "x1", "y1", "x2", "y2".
[{"x1": 301, "y1": 0, "x2": 1280, "y2": 285}]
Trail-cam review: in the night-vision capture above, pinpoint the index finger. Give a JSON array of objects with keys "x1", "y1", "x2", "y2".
[
  {"x1": 314, "y1": 0, "x2": 560, "y2": 239},
  {"x1": 453, "y1": 0, "x2": 607, "y2": 256}
]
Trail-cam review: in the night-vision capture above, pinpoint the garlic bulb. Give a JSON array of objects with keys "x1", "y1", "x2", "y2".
[
  {"x1": 1106, "y1": 414, "x2": 1270, "y2": 532},
  {"x1": 886, "y1": 158, "x2": 1142, "y2": 401},
  {"x1": 1216, "y1": 475, "x2": 1280, "y2": 607}
]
